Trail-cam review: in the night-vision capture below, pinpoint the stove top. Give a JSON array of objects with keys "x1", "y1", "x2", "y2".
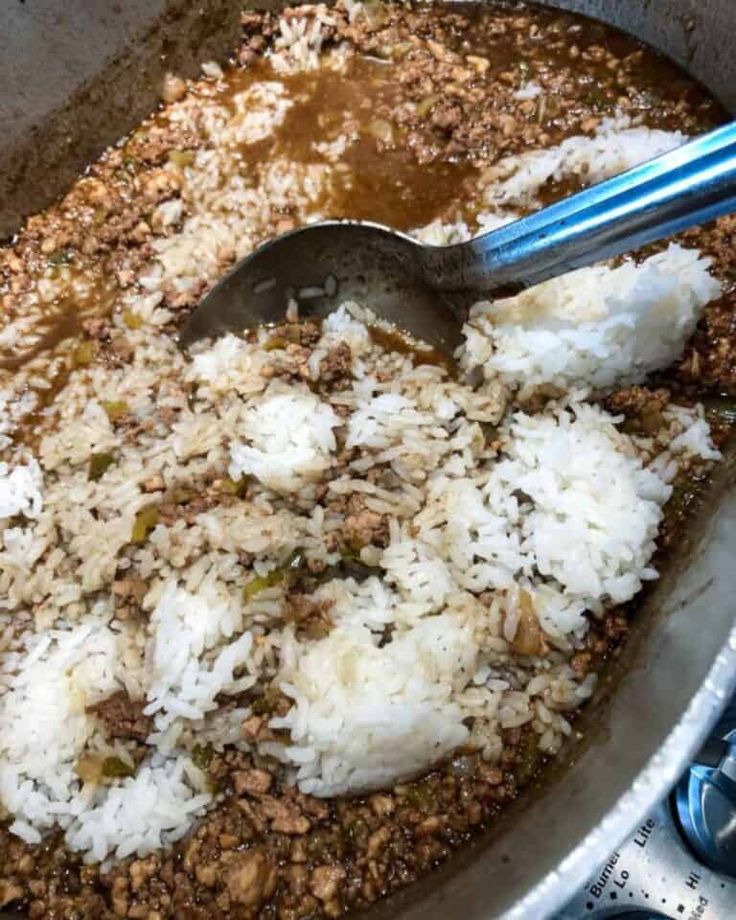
[{"x1": 557, "y1": 701, "x2": 736, "y2": 919}]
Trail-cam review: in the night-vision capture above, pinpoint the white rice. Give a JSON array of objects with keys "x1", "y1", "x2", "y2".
[
  {"x1": 144, "y1": 582, "x2": 256, "y2": 744},
  {"x1": 394, "y1": 401, "x2": 673, "y2": 609},
  {"x1": 64, "y1": 754, "x2": 212, "y2": 863},
  {"x1": 271, "y1": 613, "x2": 477, "y2": 796},
  {"x1": 481, "y1": 114, "x2": 687, "y2": 209},
  {"x1": 0, "y1": 620, "x2": 122, "y2": 842},
  {"x1": 461, "y1": 244, "x2": 721, "y2": 397},
  {"x1": 0, "y1": 459, "x2": 44, "y2": 520},
  {"x1": 229, "y1": 388, "x2": 341, "y2": 492},
  {"x1": 188, "y1": 333, "x2": 270, "y2": 395},
  {"x1": 492, "y1": 403, "x2": 671, "y2": 607}
]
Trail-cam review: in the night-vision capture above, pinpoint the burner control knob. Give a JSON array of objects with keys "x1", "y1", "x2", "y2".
[{"x1": 674, "y1": 725, "x2": 736, "y2": 877}]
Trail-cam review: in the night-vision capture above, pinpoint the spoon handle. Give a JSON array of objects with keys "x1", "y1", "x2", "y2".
[{"x1": 442, "y1": 121, "x2": 736, "y2": 294}]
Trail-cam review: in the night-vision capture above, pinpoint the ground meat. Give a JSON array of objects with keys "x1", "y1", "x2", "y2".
[
  {"x1": 88, "y1": 691, "x2": 152, "y2": 742},
  {"x1": 157, "y1": 475, "x2": 237, "y2": 526},
  {"x1": 156, "y1": 405, "x2": 182, "y2": 428},
  {"x1": 570, "y1": 650, "x2": 593, "y2": 676},
  {"x1": 342, "y1": 492, "x2": 390, "y2": 549},
  {"x1": 224, "y1": 848, "x2": 277, "y2": 908},
  {"x1": 605, "y1": 385, "x2": 671, "y2": 417},
  {"x1": 604, "y1": 385, "x2": 672, "y2": 435},
  {"x1": 0, "y1": 880, "x2": 23, "y2": 908},
  {"x1": 259, "y1": 796, "x2": 312, "y2": 835},
  {"x1": 268, "y1": 321, "x2": 322, "y2": 347},
  {"x1": 585, "y1": 611, "x2": 630, "y2": 658},
  {"x1": 241, "y1": 714, "x2": 268, "y2": 744},
  {"x1": 319, "y1": 342, "x2": 352, "y2": 384},
  {"x1": 283, "y1": 592, "x2": 334, "y2": 639},
  {"x1": 111, "y1": 575, "x2": 148, "y2": 620},
  {"x1": 79, "y1": 318, "x2": 136, "y2": 366},
  {"x1": 81, "y1": 317, "x2": 113, "y2": 340},
  {"x1": 107, "y1": 330, "x2": 136, "y2": 365},
  {"x1": 368, "y1": 793, "x2": 395, "y2": 817},
  {"x1": 310, "y1": 864, "x2": 345, "y2": 904},
  {"x1": 162, "y1": 277, "x2": 207, "y2": 311},
  {"x1": 267, "y1": 342, "x2": 313, "y2": 381},
  {"x1": 232, "y1": 769, "x2": 273, "y2": 797},
  {"x1": 142, "y1": 473, "x2": 165, "y2": 493}
]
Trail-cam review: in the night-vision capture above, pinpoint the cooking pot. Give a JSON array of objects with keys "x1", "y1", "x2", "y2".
[{"x1": 0, "y1": 2, "x2": 734, "y2": 917}]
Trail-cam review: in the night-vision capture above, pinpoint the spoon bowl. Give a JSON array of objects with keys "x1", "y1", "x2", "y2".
[{"x1": 179, "y1": 220, "x2": 470, "y2": 354}]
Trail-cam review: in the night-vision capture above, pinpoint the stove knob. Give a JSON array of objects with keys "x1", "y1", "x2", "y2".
[{"x1": 673, "y1": 728, "x2": 736, "y2": 877}]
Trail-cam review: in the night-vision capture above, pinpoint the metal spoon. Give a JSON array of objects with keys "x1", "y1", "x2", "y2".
[{"x1": 181, "y1": 122, "x2": 736, "y2": 354}]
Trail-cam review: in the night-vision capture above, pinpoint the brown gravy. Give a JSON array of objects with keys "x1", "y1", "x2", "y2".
[{"x1": 212, "y1": 55, "x2": 479, "y2": 230}]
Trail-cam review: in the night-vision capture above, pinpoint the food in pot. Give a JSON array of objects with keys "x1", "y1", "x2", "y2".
[{"x1": 0, "y1": 2, "x2": 733, "y2": 917}]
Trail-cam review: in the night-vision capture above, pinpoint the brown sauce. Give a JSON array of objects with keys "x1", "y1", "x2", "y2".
[
  {"x1": 0, "y1": 302, "x2": 80, "y2": 373},
  {"x1": 368, "y1": 322, "x2": 453, "y2": 372},
  {"x1": 211, "y1": 55, "x2": 480, "y2": 230}
]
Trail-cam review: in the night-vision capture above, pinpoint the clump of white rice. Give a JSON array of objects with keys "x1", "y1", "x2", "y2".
[
  {"x1": 461, "y1": 244, "x2": 721, "y2": 397},
  {"x1": 316, "y1": 302, "x2": 374, "y2": 354},
  {"x1": 271, "y1": 613, "x2": 477, "y2": 796},
  {"x1": 0, "y1": 596, "x2": 244, "y2": 859},
  {"x1": 188, "y1": 333, "x2": 270, "y2": 395},
  {"x1": 0, "y1": 621, "x2": 122, "y2": 843},
  {"x1": 65, "y1": 754, "x2": 212, "y2": 863},
  {"x1": 268, "y1": 4, "x2": 341, "y2": 74},
  {"x1": 493, "y1": 403, "x2": 671, "y2": 606},
  {"x1": 481, "y1": 115, "x2": 687, "y2": 209},
  {"x1": 0, "y1": 459, "x2": 44, "y2": 520},
  {"x1": 392, "y1": 401, "x2": 673, "y2": 609},
  {"x1": 144, "y1": 582, "x2": 256, "y2": 746},
  {"x1": 229, "y1": 387, "x2": 341, "y2": 492}
]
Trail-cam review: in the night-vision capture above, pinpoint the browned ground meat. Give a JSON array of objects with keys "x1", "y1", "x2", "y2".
[
  {"x1": 676, "y1": 218, "x2": 736, "y2": 393},
  {"x1": 604, "y1": 385, "x2": 672, "y2": 434},
  {"x1": 88, "y1": 691, "x2": 153, "y2": 742},
  {"x1": 324, "y1": 492, "x2": 390, "y2": 554},
  {"x1": 111, "y1": 576, "x2": 149, "y2": 621},
  {"x1": 283, "y1": 592, "x2": 334, "y2": 639},
  {"x1": 605, "y1": 385, "x2": 671, "y2": 417},
  {"x1": 319, "y1": 342, "x2": 353, "y2": 384}
]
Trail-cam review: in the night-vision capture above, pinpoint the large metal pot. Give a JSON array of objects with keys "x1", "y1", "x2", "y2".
[{"x1": 0, "y1": 2, "x2": 734, "y2": 917}]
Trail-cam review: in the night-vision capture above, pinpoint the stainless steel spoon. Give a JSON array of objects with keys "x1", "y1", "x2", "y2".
[{"x1": 181, "y1": 122, "x2": 736, "y2": 354}]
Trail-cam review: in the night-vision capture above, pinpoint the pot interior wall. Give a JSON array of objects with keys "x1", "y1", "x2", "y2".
[
  {"x1": 0, "y1": 2, "x2": 734, "y2": 918},
  {"x1": 0, "y1": 0, "x2": 247, "y2": 239}
]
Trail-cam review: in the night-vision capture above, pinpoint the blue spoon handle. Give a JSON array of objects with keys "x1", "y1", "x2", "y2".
[{"x1": 440, "y1": 121, "x2": 736, "y2": 292}]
